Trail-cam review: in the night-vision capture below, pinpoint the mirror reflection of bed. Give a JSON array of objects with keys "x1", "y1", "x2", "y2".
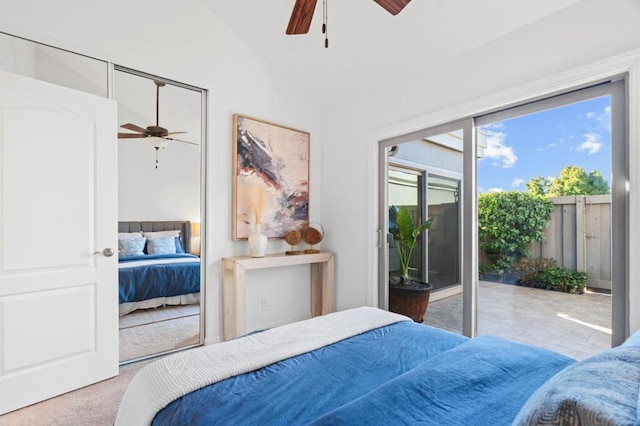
[
  {"x1": 118, "y1": 221, "x2": 201, "y2": 362},
  {"x1": 115, "y1": 68, "x2": 204, "y2": 363}
]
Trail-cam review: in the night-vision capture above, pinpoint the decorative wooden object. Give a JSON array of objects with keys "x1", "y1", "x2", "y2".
[
  {"x1": 285, "y1": 229, "x2": 303, "y2": 255},
  {"x1": 302, "y1": 224, "x2": 324, "y2": 254},
  {"x1": 222, "y1": 252, "x2": 335, "y2": 340}
]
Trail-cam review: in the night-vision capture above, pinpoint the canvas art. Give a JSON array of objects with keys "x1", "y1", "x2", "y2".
[{"x1": 233, "y1": 114, "x2": 310, "y2": 239}]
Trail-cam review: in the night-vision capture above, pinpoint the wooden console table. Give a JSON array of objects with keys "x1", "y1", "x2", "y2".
[{"x1": 222, "y1": 252, "x2": 335, "y2": 340}]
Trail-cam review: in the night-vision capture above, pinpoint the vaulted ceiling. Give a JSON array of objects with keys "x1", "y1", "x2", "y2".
[{"x1": 203, "y1": 0, "x2": 582, "y2": 103}]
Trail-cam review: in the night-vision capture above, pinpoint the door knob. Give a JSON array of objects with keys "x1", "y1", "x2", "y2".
[{"x1": 93, "y1": 247, "x2": 115, "y2": 257}]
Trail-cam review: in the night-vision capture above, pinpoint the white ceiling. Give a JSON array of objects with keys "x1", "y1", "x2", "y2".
[{"x1": 203, "y1": 0, "x2": 582, "y2": 103}]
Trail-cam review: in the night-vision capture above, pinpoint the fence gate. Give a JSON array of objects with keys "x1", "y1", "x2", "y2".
[{"x1": 531, "y1": 195, "x2": 611, "y2": 291}]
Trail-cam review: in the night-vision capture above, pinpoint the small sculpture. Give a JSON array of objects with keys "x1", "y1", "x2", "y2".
[
  {"x1": 284, "y1": 229, "x2": 303, "y2": 255},
  {"x1": 302, "y1": 223, "x2": 324, "y2": 254}
]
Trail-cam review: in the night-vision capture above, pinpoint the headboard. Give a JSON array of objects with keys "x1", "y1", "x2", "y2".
[{"x1": 118, "y1": 221, "x2": 191, "y2": 253}]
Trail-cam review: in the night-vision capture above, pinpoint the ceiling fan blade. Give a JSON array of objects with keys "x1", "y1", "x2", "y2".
[
  {"x1": 373, "y1": 0, "x2": 411, "y2": 15},
  {"x1": 120, "y1": 123, "x2": 147, "y2": 133},
  {"x1": 286, "y1": 0, "x2": 318, "y2": 35},
  {"x1": 167, "y1": 131, "x2": 188, "y2": 135},
  {"x1": 167, "y1": 137, "x2": 199, "y2": 146},
  {"x1": 118, "y1": 133, "x2": 145, "y2": 139}
]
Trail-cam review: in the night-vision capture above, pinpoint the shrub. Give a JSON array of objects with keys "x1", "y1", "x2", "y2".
[
  {"x1": 478, "y1": 191, "x2": 553, "y2": 274},
  {"x1": 515, "y1": 257, "x2": 558, "y2": 286},
  {"x1": 478, "y1": 263, "x2": 492, "y2": 277},
  {"x1": 538, "y1": 267, "x2": 587, "y2": 294},
  {"x1": 517, "y1": 262, "x2": 587, "y2": 294}
]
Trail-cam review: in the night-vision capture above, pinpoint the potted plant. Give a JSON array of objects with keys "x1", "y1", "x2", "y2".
[{"x1": 388, "y1": 205, "x2": 434, "y2": 322}]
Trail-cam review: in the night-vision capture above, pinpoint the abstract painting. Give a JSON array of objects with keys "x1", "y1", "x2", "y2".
[{"x1": 233, "y1": 114, "x2": 310, "y2": 239}]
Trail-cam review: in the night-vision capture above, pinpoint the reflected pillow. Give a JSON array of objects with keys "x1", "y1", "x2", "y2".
[
  {"x1": 118, "y1": 232, "x2": 143, "y2": 240},
  {"x1": 143, "y1": 230, "x2": 180, "y2": 239},
  {"x1": 147, "y1": 237, "x2": 177, "y2": 255},
  {"x1": 174, "y1": 237, "x2": 185, "y2": 253},
  {"x1": 118, "y1": 237, "x2": 146, "y2": 257}
]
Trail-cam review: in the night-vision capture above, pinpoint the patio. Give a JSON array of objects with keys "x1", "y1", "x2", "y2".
[{"x1": 424, "y1": 280, "x2": 612, "y2": 360}]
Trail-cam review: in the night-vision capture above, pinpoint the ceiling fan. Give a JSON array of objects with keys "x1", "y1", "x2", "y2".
[
  {"x1": 118, "y1": 80, "x2": 198, "y2": 168},
  {"x1": 286, "y1": 0, "x2": 411, "y2": 45}
]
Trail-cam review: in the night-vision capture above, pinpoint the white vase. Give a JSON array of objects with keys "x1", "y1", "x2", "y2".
[{"x1": 248, "y1": 224, "x2": 268, "y2": 257}]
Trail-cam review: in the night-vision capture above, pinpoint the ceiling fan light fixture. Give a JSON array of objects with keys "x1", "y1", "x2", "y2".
[{"x1": 145, "y1": 136, "x2": 169, "y2": 149}]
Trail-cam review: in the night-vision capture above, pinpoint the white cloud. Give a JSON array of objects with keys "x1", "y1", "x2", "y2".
[
  {"x1": 512, "y1": 178, "x2": 525, "y2": 188},
  {"x1": 537, "y1": 137, "x2": 566, "y2": 152},
  {"x1": 586, "y1": 105, "x2": 611, "y2": 133},
  {"x1": 576, "y1": 133, "x2": 602, "y2": 155},
  {"x1": 482, "y1": 122, "x2": 504, "y2": 131},
  {"x1": 482, "y1": 124, "x2": 517, "y2": 168},
  {"x1": 488, "y1": 187, "x2": 504, "y2": 193}
]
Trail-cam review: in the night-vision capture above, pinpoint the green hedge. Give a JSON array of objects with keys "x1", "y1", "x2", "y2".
[{"x1": 478, "y1": 191, "x2": 553, "y2": 274}]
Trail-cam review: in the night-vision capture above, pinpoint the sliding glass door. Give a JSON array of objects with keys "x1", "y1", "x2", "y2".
[
  {"x1": 473, "y1": 80, "x2": 627, "y2": 355},
  {"x1": 378, "y1": 79, "x2": 628, "y2": 351},
  {"x1": 379, "y1": 123, "x2": 467, "y2": 334}
]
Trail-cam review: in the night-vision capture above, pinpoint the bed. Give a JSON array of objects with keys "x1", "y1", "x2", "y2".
[
  {"x1": 116, "y1": 307, "x2": 640, "y2": 425},
  {"x1": 118, "y1": 221, "x2": 201, "y2": 316}
]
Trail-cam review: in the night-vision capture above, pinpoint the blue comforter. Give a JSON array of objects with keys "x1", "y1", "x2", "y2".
[
  {"x1": 153, "y1": 322, "x2": 574, "y2": 425},
  {"x1": 118, "y1": 253, "x2": 200, "y2": 304}
]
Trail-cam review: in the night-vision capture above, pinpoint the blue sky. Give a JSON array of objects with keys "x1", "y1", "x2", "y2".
[{"x1": 478, "y1": 95, "x2": 611, "y2": 193}]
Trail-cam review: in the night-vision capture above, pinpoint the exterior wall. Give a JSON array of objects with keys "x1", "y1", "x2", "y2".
[{"x1": 393, "y1": 139, "x2": 463, "y2": 174}]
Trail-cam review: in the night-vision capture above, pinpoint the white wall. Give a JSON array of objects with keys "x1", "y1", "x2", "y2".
[
  {"x1": 320, "y1": 0, "x2": 640, "y2": 334},
  {"x1": 0, "y1": 0, "x2": 323, "y2": 342}
]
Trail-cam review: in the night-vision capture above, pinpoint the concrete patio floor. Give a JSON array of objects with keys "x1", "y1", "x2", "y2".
[{"x1": 424, "y1": 280, "x2": 612, "y2": 360}]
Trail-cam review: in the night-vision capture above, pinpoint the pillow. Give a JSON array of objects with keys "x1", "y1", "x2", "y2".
[
  {"x1": 142, "y1": 230, "x2": 180, "y2": 239},
  {"x1": 118, "y1": 237, "x2": 146, "y2": 257},
  {"x1": 146, "y1": 236, "x2": 177, "y2": 255},
  {"x1": 118, "y1": 232, "x2": 143, "y2": 240},
  {"x1": 174, "y1": 237, "x2": 185, "y2": 253},
  {"x1": 513, "y1": 336, "x2": 640, "y2": 426}
]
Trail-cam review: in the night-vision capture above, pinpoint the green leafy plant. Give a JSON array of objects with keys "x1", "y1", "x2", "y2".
[
  {"x1": 530, "y1": 266, "x2": 587, "y2": 294},
  {"x1": 478, "y1": 263, "x2": 492, "y2": 277},
  {"x1": 515, "y1": 257, "x2": 586, "y2": 294},
  {"x1": 541, "y1": 267, "x2": 587, "y2": 294},
  {"x1": 389, "y1": 205, "x2": 434, "y2": 283},
  {"x1": 478, "y1": 191, "x2": 553, "y2": 274},
  {"x1": 516, "y1": 257, "x2": 558, "y2": 285}
]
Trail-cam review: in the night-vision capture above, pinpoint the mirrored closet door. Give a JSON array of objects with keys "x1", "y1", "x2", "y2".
[{"x1": 114, "y1": 67, "x2": 205, "y2": 363}]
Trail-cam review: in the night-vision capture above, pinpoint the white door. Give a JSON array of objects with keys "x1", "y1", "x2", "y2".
[{"x1": 0, "y1": 69, "x2": 118, "y2": 414}]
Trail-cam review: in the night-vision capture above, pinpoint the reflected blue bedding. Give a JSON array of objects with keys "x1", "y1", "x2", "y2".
[{"x1": 118, "y1": 253, "x2": 200, "y2": 304}]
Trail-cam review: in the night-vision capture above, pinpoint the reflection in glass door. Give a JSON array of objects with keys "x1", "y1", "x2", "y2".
[
  {"x1": 426, "y1": 175, "x2": 460, "y2": 292},
  {"x1": 388, "y1": 168, "x2": 424, "y2": 281}
]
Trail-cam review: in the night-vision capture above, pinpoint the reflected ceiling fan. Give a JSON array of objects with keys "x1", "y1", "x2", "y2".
[
  {"x1": 118, "y1": 80, "x2": 198, "y2": 168},
  {"x1": 286, "y1": 0, "x2": 411, "y2": 47}
]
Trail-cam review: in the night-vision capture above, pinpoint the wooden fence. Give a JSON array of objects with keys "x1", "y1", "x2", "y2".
[{"x1": 529, "y1": 195, "x2": 611, "y2": 290}]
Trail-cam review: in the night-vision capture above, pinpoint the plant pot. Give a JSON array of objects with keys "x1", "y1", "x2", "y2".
[{"x1": 389, "y1": 279, "x2": 433, "y2": 323}]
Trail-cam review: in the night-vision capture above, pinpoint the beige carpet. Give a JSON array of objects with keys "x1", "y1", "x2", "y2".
[
  {"x1": 120, "y1": 313, "x2": 201, "y2": 362},
  {"x1": 0, "y1": 360, "x2": 150, "y2": 426},
  {"x1": 119, "y1": 304, "x2": 200, "y2": 329}
]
